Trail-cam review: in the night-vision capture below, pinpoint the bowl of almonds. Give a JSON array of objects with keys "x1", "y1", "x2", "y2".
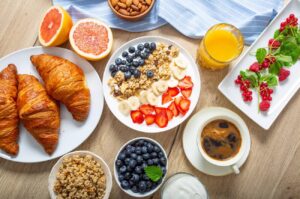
[{"x1": 108, "y1": 0, "x2": 155, "y2": 21}]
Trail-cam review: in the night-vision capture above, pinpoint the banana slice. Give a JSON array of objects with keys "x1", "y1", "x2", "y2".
[
  {"x1": 118, "y1": 100, "x2": 131, "y2": 116},
  {"x1": 139, "y1": 90, "x2": 148, "y2": 105},
  {"x1": 167, "y1": 77, "x2": 179, "y2": 88},
  {"x1": 174, "y1": 57, "x2": 187, "y2": 69},
  {"x1": 156, "y1": 80, "x2": 168, "y2": 93},
  {"x1": 147, "y1": 91, "x2": 159, "y2": 106},
  {"x1": 128, "y1": 96, "x2": 140, "y2": 110},
  {"x1": 172, "y1": 66, "x2": 186, "y2": 80},
  {"x1": 151, "y1": 82, "x2": 160, "y2": 96}
]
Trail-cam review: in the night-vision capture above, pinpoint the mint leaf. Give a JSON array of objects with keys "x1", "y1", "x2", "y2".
[
  {"x1": 256, "y1": 48, "x2": 267, "y2": 63},
  {"x1": 261, "y1": 74, "x2": 278, "y2": 87},
  {"x1": 240, "y1": 70, "x2": 259, "y2": 87},
  {"x1": 275, "y1": 54, "x2": 293, "y2": 66},
  {"x1": 144, "y1": 166, "x2": 163, "y2": 182},
  {"x1": 274, "y1": 29, "x2": 280, "y2": 38},
  {"x1": 279, "y1": 37, "x2": 300, "y2": 63},
  {"x1": 269, "y1": 62, "x2": 282, "y2": 75}
]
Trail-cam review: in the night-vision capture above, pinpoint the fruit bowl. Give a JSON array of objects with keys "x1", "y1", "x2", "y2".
[{"x1": 114, "y1": 137, "x2": 168, "y2": 197}]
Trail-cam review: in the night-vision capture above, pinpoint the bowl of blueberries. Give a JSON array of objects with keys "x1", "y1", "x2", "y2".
[{"x1": 114, "y1": 137, "x2": 168, "y2": 197}]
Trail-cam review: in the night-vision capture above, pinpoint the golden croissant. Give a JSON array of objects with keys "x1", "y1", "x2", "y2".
[
  {"x1": 30, "y1": 54, "x2": 90, "y2": 121},
  {"x1": 0, "y1": 64, "x2": 19, "y2": 155},
  {"x1": 17, "y1": 74, "x2": 60, "y2": 155}
]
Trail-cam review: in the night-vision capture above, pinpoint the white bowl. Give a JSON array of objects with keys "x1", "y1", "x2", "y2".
[
  {"x1": 48, "y1": 151, "x2": 112, "y2": 199},
  {"x1": 114, "y1": 137, "x2": 168, "y2": 197}
]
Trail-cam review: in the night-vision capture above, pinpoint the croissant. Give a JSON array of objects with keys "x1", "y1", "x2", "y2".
[
  {"x1": 17, "y1": 74, "x2": 60, "y2": 155},
  {"x1": 30, "y1": 54, "x2": 90, "y2": 121},
  {"x1": 0, "y1": 64, "x2": 19, "y2": 155}
]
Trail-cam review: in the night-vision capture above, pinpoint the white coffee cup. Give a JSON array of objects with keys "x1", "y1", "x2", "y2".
[{"x1": 197, "y1": 114, "x2": 250, "y2": 174}]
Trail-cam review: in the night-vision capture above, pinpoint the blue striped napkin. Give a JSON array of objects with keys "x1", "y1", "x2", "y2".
[{"x1": 52, "y1": 0, "x2": 283, "y2": 45}]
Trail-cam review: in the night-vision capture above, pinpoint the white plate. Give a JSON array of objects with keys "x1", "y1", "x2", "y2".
[
  {"x1": 218, "y1": 0, "x2": 300, "y2": 130},
  {"x1": 0, "y1": 47, "x2": 104, "y2": 163},
  {"x1": 48, "y1": 151, "x2": 112, "y2": 199},
  {"x1": 103, "y1": 36, "x2": 201, "y2": 133},
  {"x1": 182, "y1": 107, "x2": 251, "y2": 176}
]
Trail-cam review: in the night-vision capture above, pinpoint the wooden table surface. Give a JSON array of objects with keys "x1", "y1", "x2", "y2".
[{"x1": 0, "y1": 0, "x2": 299, "y2": 199}]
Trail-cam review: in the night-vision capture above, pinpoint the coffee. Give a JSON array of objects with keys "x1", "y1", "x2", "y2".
[{"x1": 201, "y1": 119, "x2": 241, "y2": 160}]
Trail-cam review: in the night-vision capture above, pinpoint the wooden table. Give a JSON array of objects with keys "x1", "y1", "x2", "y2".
[{"x1": 0, "y1": 0, "x2": 299, "y2": 198}]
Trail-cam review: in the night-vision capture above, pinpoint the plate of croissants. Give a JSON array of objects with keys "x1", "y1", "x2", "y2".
[{"x1": 0, "y1": 47, "x2": 104, "y2": 163}]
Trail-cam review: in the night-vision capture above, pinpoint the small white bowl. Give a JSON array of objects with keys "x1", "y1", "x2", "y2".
[
  {"x1": 48, "y1": 151, "x2": 112, "y2": 199},
  {"x1": 114, "y1": 137, "x2": 168, "y2": 197}
]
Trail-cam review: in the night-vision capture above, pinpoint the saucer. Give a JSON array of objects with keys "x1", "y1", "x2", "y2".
[{"x1": 182, "y1": 107, "x2": 251, "y2": 176}]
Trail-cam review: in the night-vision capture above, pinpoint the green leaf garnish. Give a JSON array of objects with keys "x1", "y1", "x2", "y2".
[
  {"x1": 269, "y1": 62, "x2": 282, "y2": 75},
  {"x1": 240, "y1": 70, "x2": 259, "y2": 87},
  {"x1": 261, "y1": 74, "x2": 278, "y2": 87},
  {"x1": 144, "y1": 166, "x2": 163, "y2": 182},
  {"x1": 256, "y1": 48, "x2": 267, "y2": 63}
]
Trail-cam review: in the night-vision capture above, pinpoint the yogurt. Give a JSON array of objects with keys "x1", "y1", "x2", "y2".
[{"x1": 161, "y1": 173, "x2": 208, "y2": 199}]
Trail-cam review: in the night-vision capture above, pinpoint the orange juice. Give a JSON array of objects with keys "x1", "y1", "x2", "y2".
[{"x1": 197, "y1": 24, "x2": 244, "y2": 70}]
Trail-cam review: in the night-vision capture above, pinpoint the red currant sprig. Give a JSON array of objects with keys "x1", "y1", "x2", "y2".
[
  {"x1": 235, "y1": 75, "x2": 253, "y2": 102},
  {"x1": 259, "y1": 82, "x2": 273, "y2": 111},
  {"x1": 279, "y1": 13, "x2": 298, "y2": 32}
]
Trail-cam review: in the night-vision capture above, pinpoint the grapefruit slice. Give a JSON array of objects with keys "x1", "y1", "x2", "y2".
[
  {"x1": 39, "y1": 6, "x2": 73, "y2": 47},
  {"x1": 69, "y1": 18, "x2": 113, "y2": 61}
]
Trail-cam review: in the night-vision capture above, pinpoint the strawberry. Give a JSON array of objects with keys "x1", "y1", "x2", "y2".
[
  {"x1": 167, "y1": 87, "x2": 180, "y2": 97},
  {"x1": 130, "y1": 110, "x2": 144, "y2": 124},
  {"x1": 155, "y1": 107, "x2": 165, "y2": 114},
  {"x1": 278, "y1": 68, "x2": 290, "y2": 81},
  {"x1": 168, "y1": 101, "x2": 179, "y2": 117},
  {"x1": 139, "y1": 104, "x2": 155, "y2": 115},
  {"x1": 181, "y1": 88, "x2": 192, "y2": 98},
  {"x1": 155, "y1": 109, "x2": 168, "y2": 128},
  {"x1": 179, "y1": 98, "x2": 191, "y2": 112},
  {"x1": 259, "y1": 100, "x2": 270, "y2": 111},
  {"x1": 174, "y1": 96, "x2": 186, "y2": 115},
  {"x1": 145, "y1": 114, "x2": 156, "y2": 125},
  {"x1": 166, "y1": 109, "x2": 174, "y2": 121},
  {"x1": 178, "y1": 76, "x2": 193, "y2": 90},
  {"x1": 162, "y1": 92, "x2": 172, "y2": 105},
  {"x1": 249, "y1": 62, "x2": 260, "y2": 72}
]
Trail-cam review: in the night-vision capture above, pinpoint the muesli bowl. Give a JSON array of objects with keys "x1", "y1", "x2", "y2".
[{"x1": 48, "y1": 151, "x2": 112, "y2": 199}]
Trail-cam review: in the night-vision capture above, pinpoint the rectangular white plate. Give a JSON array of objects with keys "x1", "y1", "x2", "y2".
[{"x1": 218, "y1": 0, "x2": 300, "y2": 130}]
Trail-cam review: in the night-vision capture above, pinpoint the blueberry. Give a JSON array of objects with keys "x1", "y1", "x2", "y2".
[
  {"x1": 219, "y1": 122, "x2": 229, "y2": 128},
  {"x1": 132, "y1": 60, "x2": 139, "y2": 67},
  {"x1": 124, "y1": 71, "x2": 132, "y2": 80},
  {"x1": 203, "y1": 138, "x2": 210, "y2": 149},
  {"x1": 146, "y1": 181, "x2": 152, "y2": 188},
  {"x1": 153, "y1": 158, "x2": 159, "y2": 164},
  {"x1": 137, "y1": 44, "x2": 144, "y2": 51},
  {"x1": 129, "y1": 66, "x2": 136, "y2": 73},
  {"x1": 125, "y1": 148, "x2": 132, "y2": 156},
  {"x1": 211, "y1": 138, "x2": 222, "y2": 147},
  {"x1": 130, "y1": 173, "x2": 140, "y2": 183},
  {"x1": 140, "y1": 52, "x2": 148, "y2": 59},
  {"x1": 134, "y1": 50, "x2": 141, "y2": 58},
  {"x1": 118, "y1": 153, "x2": 126, "y2": 160},
  {"x1": 132, "y1": 186, "x2": 138, "y2": 193},
  {"x1": 130, "y1": 146, "x2": 136, "y2": 153},
  {"x1": 142, "y1": 174, "x2": 149, "y2": 181},
  {"x1": 147, "y1": 143, "x2": 154, "y2": 152},
  {"x1": 147, "y1": 159, "x2": 154, "y2": 165},
  {"x1": 129, "y1": 180, "x2": 134, "y2": 186},
  {"x1": 136, "y1": 147, "x2": 142, "y2": 155},
  {"x1": 136, "y1": 140, "x2": 144, "y2": 146},
  {"x1": 121, "y1": 180, "x2": 130, "y2": 189},
  {"x1": 122, "y1": 60, "x2": 126, "y2": 65},
  {"x1": 115, "y1": 58, "x2": 122, "y2": 65},
  {"x1": 116, "y1": 159, "x2": 123, "y2": 167},
  {"x1": 119, "y1": 165, "x2": 127, "y2": 174},
  {"x1": 154, "y1": 146, "x2": 161, "y2": 153},
  {"x1": 141, "y1": 146, "x2": 148, "y2": 153},
  {"x1": 118, "y1": 174, "x2": 124, "y2": 181},
  {"x1": 227, "y1": 133, "x2": 236, "y2": 142},
  {"x1": 136, "y1": 156, "x2": 143, "y2": 164},
  {"x1": 160, "y1": 157, "x2": 167, "y2": 166},
  {"x1": 144, "y1": 42, "x2": 150, "y2": 49},
  {"x1": 138, "y1": 181, "x2": 147, "y2": 193},
  {"x1": 128, "y1": 46, "x2": 135, "y2": 53},
  {"x1": 111, "y1": 71, "x2": 117, "y2": 77},
  {"x1": 146, "y1": 70, "x2": 154, "y2": 78},
  {"x1": 125, "y1": 158, "x2": 131, "y2": 165},
  {"x1": 135, "y1": 166, "x2": 143, "y2": 174},
  {"x1": 138, "y1": 59, "x2": 145, "y2": 66},
  {"x1": 120, "y1": 66, "x2": 128, "y2": 72},
  {"x1": 142, "y1": 153, "x2": 150, "y2": 160},
  {"x1": 131, "y1": 153, "x2": 137, "y2": 159},
  {"x1": 150, "y1": 152, "x2": 157, "y2": 158},
  {"x1": 158, "y1": 151, "x2": 164, "y2": 158},
  {"x1": 143, "y1": 141, "x2": 149, "y2": 146},
  {"x1": 125, "y1": 61, "x2": 132, "y2": 67},
  {"x1": 129, "y1": 159, "x2": 137, "y2": 168},
  {"x1": 141, "y1": 163, "x2": 148, "y2": 169},
  {"x1": 150, "y1": 42, "x2": 156, "y2": 51},
  {"x1": 144, "y1": 48, "x2": 151, "y2": 54},
  {"x1": 124, "y1": 172, "x2": 131, "y2": 180},
  {"x1": 133, "y1": 70, "x2": 141, "y2": 78},
  {"x1": 122, "y1": 51, "x2": 128, "y2": 58},
  {"x1": 126, "y1": 55, "x2": 133, "y2": 63},
  {"x1": 109, "y1": 64, "x2": 117, "y2": 72}
]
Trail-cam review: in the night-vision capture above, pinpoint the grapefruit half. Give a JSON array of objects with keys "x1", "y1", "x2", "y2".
[
  {"x1": 69, "y1": 18, "x2": 113, "y2": 61},
  {"x1": 39, "y1": 6, "x2": 73, "y2": 47}
]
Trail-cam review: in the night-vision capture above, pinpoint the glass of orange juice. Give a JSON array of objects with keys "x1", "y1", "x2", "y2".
[{"x1": 197, "y1": 23, "x2": 244, "y2": 70}]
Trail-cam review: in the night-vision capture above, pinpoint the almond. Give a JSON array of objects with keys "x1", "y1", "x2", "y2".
[
  {"x1": 131, "y1": 4, "x2": 139, "y2": 11},
  {"x1": 127, "y1": 7, "x2": 130, "y2": 11},
  {"x1": 115, "y1": 5, "x2": 120, "y2": 10},
  {"x1": 130, "y1": 11, "x2": 139, "y2": 16},
  {"x1": 141, "y1": 5, "x2": 147, "y2": 12},
  {"x1": 111, "y1": 0, "x2": 118, "y2": 6},
  {"x1": 145, "y1": 0, "x2": 151, "y2": 6},
  {"x1": 126, "y1": 0, "x2": 133, "y2": 7},
  {"x1": 133, "y1": 0, "x2": 139, "y2": 6},
  {"x1": 120, "y1": 0, "x2": 126, "y2": 3},
  {"x1": 137, "y1": 3, "x2": 142, "y2": 8},
  {"x1": 117, "y1": 2, "x2": 127, "y2": 9},
  {"x1": 119, "y1": 8, "x2": 130, "y2": 15}
]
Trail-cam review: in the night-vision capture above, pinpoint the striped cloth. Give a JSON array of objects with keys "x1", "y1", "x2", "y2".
[{"x1": 52, "y1": 0, "x2": 283, "y2": 45}]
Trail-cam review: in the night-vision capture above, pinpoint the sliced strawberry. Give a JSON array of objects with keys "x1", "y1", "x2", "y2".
[
  {"x1": 166, "y1": 109, "x2": 174, "y2": 121},
  {"x1": 155, "y1": 107, "x2": 165, "y2": 114},
  {"x1": 162, "y1": 92, "x2": 172, "y2": 105},
  {"x1": 181, "y1": 88, "x2": 192, "y2": 98},
  {"x1": 174, "y1": 96, "x2": 186, "y2": 115},
  {"x1": 178, "y1": 76, "x2": 193, "y2": 90},
  {"x1": 155, "y1": 109, "x2": 168, "y2": 128},
  {"x1": 167, "y1": 87, "x2": 180, "y2": 97},
  {"x1": 130, "y1": 110, "x2": 144, "y2": 124},
  {"x1": 139, "y1": 104, "x2": 155, "y2": 115},
  {"x1": 145, "y1": 114, "x2": 156, "y2": 125},
  {"x1": 168, "y1": 101, "x2": 179, "y2": 117},
  {"x1": 179, "y1": 98, "x2": 191, "y2": 112}
]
